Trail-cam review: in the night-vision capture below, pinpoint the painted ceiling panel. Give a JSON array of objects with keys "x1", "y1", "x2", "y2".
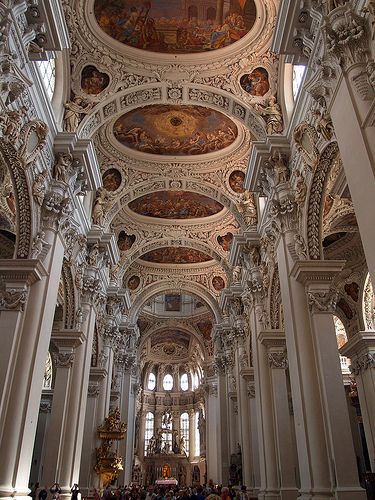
[
  {"x1": 113, "y1": 104, "x2": 238, "y2": 156},
  {"x1": 139, "y1": 247, "x2": 213, "y2": 264},
  {"x1": 94, "y1": 0, "x2": 256, "y2": 54},
  {"x1": 128, "y1": 191, "x2": 224, "y2": 219}
]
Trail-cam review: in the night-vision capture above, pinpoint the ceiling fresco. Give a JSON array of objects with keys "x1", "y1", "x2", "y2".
[
  {"x1": 240, "y1": 67, "x2": 270, "y2": 96},
  {"x1": 128, "y1": 191, "x2": 224, "y2": 219},
  {"x1": 151, "y1": 329, "x2": 190, "y2": 348},
  {"x1": 94, "y1": 0, "x2": 256, "y2": 54},
  {"x1": 113, "y1": 104, "x2": 238, "y2": 156},
  {"x1": 139, "y1": 247, "x2": 213, "y2": 264}
]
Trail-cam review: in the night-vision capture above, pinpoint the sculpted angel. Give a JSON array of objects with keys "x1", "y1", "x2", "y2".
[{"x1": 63, "y1": 96, "x2": 94, "y2": 132}]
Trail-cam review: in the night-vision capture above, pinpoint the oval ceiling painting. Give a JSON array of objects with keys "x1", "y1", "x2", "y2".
[
  {"x1": 129, "y1": 191, "x2": 224, "y2": 219},
  {"x1": 113, "y1": 105, "x2": 237, "y2": 156},
  {"x1": 140, "y1": 247, "x2": 212, "y2": 264},
  {"x1": 94, "y1": 0, "x2": 257, "y2": 54}
]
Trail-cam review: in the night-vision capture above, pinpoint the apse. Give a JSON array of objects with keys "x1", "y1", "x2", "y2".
[
  {"x1": 113, "y1": 104, "x2": 238, "y2": 156},
  {"x1": 94, "y1": 0, "x2": 256, "y2": 54},
  {"x1": 128, "y1": 191, "x2": 224, "y2": 219}
]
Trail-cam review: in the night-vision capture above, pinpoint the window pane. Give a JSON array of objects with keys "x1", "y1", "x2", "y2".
[
  {"x1": 36, "y1": 59, "x2": 56, "y2": 101},
  {"x1": 144, "y1": 412, "x2": 154, "y2": 456},
  {"x1": 180, "y1": 412, "x2": 189, "y2": 455},
  {"x1": 163, "y1": 373, "x2": 173, "y2": 391},
  {"x1": 180, "y1": 373, "x2": 188, "y2": 391},
  {"x1": 292, "y1": 65, "x2": 306, "y2": 100},
  {"x1": 195, "y1": 411, "x2": 200, "y2": 456},
  {"x1": 43, "y1": 352, "x2": 53, "y2": 389},
  {"x1": 148, "y1": 372, "x2": 156, "y2": 390}
]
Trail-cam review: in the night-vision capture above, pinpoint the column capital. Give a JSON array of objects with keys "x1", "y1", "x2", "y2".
[
  {"x1": 51, "y1": 329, "x2": 86, "y2": 351},
  {"x1": 291, "y1": 260, "x2": 345, "y2": 285},
  {"x1": 52, "y1": 351, "x2": 75, "y2": 368},
  {"x1": 0, "y1": 259, "x2": 47, "y2": 285},
  {"x1": 88, "y1": 382, "x2": 101, "y2": 398},
  {"x1": 340, "y1": 331, "x2": 375, "y2": 359}
]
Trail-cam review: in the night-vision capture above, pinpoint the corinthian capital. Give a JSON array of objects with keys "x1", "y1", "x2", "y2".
[
  {"x1": 268, "y1": 351, "x2": 288, "y2": 369},
  {"x1": 307, "y1": 288, "x2": 339, "y2": 313},
  {"x1": 0, "y1": 287, "x2": 27, "y2": 311}
]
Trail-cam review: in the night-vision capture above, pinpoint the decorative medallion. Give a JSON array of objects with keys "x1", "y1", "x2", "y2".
[
  {"x1": 129, "y1": 191, "x2": 224, "y2": 219},
  {"x1": 229, "y1": 170, "x2": 245, "y2": 193},
  {"x1": 94, "y1": 0, "x2": 256, "y2": 54},
  {"x1": 240, "y1": 67, "x2": 270, "y2": 96},
  {"x1": 217, "y1": 232, "x2": 233, "y2": 251},
  {"x1": 102, "y1": 168, "x2": 122, "y2": 192},
  {"x1": 128, "y1": 275, "x2": 140, "y2": 290},
  {"x1": 117, "y1": 231, "x2": 136, "y2": 251},
  {"x1": 212, "y1": 275, "x2": 225, "y2": 291},
  {"x1": 139, "y1": 247, "x2": 212, "y2": 264},
  {"x1": 81, "y1": 65, "x2": 110, "y2": 95},
  {"x1": 113, "y1": 105, "x2": 238, "y2": 156}
]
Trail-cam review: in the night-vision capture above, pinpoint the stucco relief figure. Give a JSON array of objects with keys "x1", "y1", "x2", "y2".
[
  {"x1": 32, "y1": 169, "x2": 48, "y2": 206},
  {"x1": 268, "y1": 151, "x2": 289, "y2": 185},
  {"x1": 255, "y1": 95, "x2": 283, "y2": 135},
  {"x1": 294, "y1": 171, "x2": 307, "y2": 206},
  {"x1": 63, "y1": 96, "x2": 93, "y2": 132},
  {"x1": 312, "y1": 109, "x2": 334, "y2": 141},
  {"x1": 92, "y1": 191, "x2": 109, "y2": 226},
  {"x1": 233, "y1": 265, "x2": 242, "y2": 283},
  {"x1": 54, "y1": 153, "x2": 73, "y2": 183},
  {"x1": 238, "y1": 191, "x2": 257, "y2": 226}
]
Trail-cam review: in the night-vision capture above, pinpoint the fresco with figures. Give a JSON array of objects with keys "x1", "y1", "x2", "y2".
[
  {"x1": 94, "y1": 0, "x2": 256, "y2": 54},
  {"x1": 139, "y1": 247, "x2": 212, "y2": 264},
  {"x1": 129, "y1": 191, "x2": 224, "y2": 219},
  {"x1": 113, "y1": 104, "x2": 238, "y2": 156}
]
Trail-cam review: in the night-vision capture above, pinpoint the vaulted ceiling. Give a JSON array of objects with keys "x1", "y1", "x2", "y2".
[{"x1": 65, "y1": 0, "x2": 279, "y2": 364}]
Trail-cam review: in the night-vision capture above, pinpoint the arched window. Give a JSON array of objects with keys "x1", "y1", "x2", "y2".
[
  {"x1": 333, "y1": 315, "x2": 350, "y2": 373},
  {"x1": 180, "y1": 412, "x2": 189, "y2": 455},
  {"x1": 43, "y1": 352, "x2": 53, "y2": 389},
  {"x1": 195, "y1": 411, "x2": 200, "y2": 456},
  {"x1": 148, "y1": 372, "x2": 156, "y2": 390},
  {"x1": 36, "y1": 59, "x2": 56, "y2": 101},
  {"x1": 193, "y1": 372, "x2": 199, "y2": 390},
  {"x1": 144, "y1": 412, "x2": 154, "y2": 455},
  {"x1": 180, "y1": 373, "x2": 189, "y2": 391},
  {"x1": 292, "y1": 65, "x2": 306, "y2": 100},
  {"x1": 163, "y1": 373, "x2": 173, "y2": 391}
]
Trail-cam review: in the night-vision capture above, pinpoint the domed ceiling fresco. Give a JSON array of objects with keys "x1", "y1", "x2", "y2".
[
  {"x1": 139, "y1": 247, "x2": 213, "y2": 264},
  {"x1": 113, "y1": 104, "x2": 238, "y2": 155},
  {"x1": 129, "y1": 191, "x2": 224, "y2": 219},
  {"x1": 94, "y1": 0, "x2": 256, "y2": 54}
]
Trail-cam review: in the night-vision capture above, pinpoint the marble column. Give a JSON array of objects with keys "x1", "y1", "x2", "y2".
[
  {"x1": 247, "y1": 375, "x2": 261, "y2": 498},
  {"x1": 323, "y1": 10, "x2": 375, "y2": 282},
  {"x1": 0, "y1": 225, "x2": 65, "y2": 500},
  {"x1": 41, "y1": 329, "x2": 85, "y2": 488},
  {"x1": 340, "y1": 332, "x2": 375, "y2": 473},
  {"x1": 259, "y1": 331, "x2": 298, "y2": 500},
  {"x1": 234, "y1": 340, "x2": 254, "y2": 492},
  {"x1": 79, "y1": 368, "x2": 107, "y2": 496},
  {"x1": 51, "y1": 271, "x2": 99, "y2": 500},
  {"x1": 205, "y1": 378, "x2": 219, "y2": 485},
  {"x1": 247, "y1": 284, "x2": 279, "y2": 500},
  {"x1": 292, "y1": 260, "x2": 366, "y2": 499},
  {"x1": 217, "y1": 369, "x2": 230, "y2": 484},
  {"x1": 277, "y1": 229, "x2": 337, "y2": 500},
  {"x1": 189, "y1": 409, "x2": 196, "y2": 462},
  {"x1": 117, "y1": 369, "x2": 137, "y2": 486}
]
